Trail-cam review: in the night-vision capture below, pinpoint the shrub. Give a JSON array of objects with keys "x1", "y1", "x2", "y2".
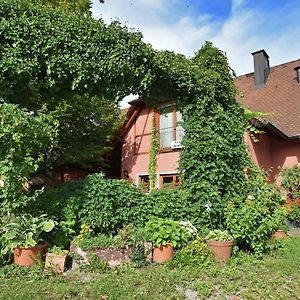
[
  {"x1": 288, "y1": 202, "x2": 300, "y2": 223},
  {"x1": 27, "y1": 180, "x2": 84, "y2": 247},
  {"x1": 79, "y1": 173, "x2": 145, "y2": 234},
  {"x1": 142, "y1": 188, "x2": 191, "y2": 222},
  {"x1": 226, "y1": 173, "x2": 287, "y2": 255}
]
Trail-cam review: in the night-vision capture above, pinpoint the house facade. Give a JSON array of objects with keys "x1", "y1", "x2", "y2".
[{"x1": 120, "y1": 50, "x2": 300, "y2": 187}]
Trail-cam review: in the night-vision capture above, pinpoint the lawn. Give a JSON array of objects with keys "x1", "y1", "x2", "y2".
[{"x1": 1, "y1": 238, "x2": 300, "y2": 300}]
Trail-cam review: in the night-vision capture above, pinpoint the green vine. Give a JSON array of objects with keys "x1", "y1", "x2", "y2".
[{"x1": 149, "y1": 111, "x2": 159, "y2": 191}]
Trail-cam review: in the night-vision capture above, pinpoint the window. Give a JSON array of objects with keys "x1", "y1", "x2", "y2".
[
  {"x1": 160, "y1": 174, "x2": 180, "y2": 189},
  {"x1": 159, "y1": 105, "x2": 184, "y2": 149},
  {"x1": 138, "y1": 175, "x2": 150, "y2": 191}
]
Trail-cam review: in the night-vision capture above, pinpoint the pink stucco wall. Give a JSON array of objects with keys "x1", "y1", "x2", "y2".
[
  {"x1": 122, "y1": 106, "x2": 300, "y2": 186},
  {"x1": 246, "y1": 132, "x2": 300, "y2": 182},
  {"x1": 122, "y1": 107, "x2": 180, "y2": 187}
]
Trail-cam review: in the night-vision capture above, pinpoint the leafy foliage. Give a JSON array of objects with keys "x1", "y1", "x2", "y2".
[
  {"x1": 280, "y1": 165, "x2": 300, "y2": 198},
  {"x1": 279, "y1": 165, "x2": 300, "y2": 223},
  {"x1": 170, "y1": 239, "x2": 210, "y2": 267},
  {"x1": 178, "y1": 42, "x2": 251, "y2": 229},
  {"x1": 0, "y1": 102, "x2": 58, "y2": 211},
  {"x1": 1, "y1": 214, "x2": 55, "y2": 254},
  {"x1": 243, "y1": 107, "x2": 266, "y2": 142},
  {"x1": 73, "y1": 234, "x2": 126, "y2": 250},
  {"x1": 226, "y1": 171, "x2": 287, "y2": 255},
  {"x1": 0, "y1": 0, "x2": 152, "y2": 167},
  {"x1": 205, "y1": 229, "x2": 233, "y2": 242},
  {"x1": 145, "y1": 218, "x2": 189, "y2": 248},
  {"x1": 79, "y1": 173, "x2": 145, "y2": 233},
  {"x1": 148, "y1": 111, "x2": 159, "y2": 190},
  {"x1": 143, "y1": 188, "x2": 191, "y2": 222},
  {"x1": 28, "y1": 180, "x2": 84, "y2": 246}
]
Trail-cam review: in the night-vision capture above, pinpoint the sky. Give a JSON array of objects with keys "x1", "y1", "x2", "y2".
[{"x1": 92, "y1": 0, "x2": 300, "y2": 107}]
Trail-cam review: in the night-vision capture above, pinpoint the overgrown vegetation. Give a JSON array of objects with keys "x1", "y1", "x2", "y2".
[
  {"x1": 1, "y1": 238, "x2": 300, "y2": 299},
  {"x1": 0, "y1": 0, "x2": 287, "y2": 260}
]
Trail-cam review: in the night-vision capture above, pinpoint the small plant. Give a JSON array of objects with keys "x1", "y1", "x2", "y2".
[
  {"x1": 77, "y1": 224, "x2": 93, "y2": 241},
  {"x1": 145, "y1": 218, "x2": 189, "y2": 248},
  {"x1": 205, "y1": 229, "x2": 233, "y2": 242},
  {"x1": 168, "y1": 240, "x2": 210, "y2": 267},
  {"x1": 280, "y1": 165, "x2": 300, "y2": 199},
  {"x1": 1, "y1": 214, "x2": 55, "y2": 254},
  {"x1": 48, "y1": 246, "x2": 68, "y2": 256},
  {"x1": 179, "y1": 221, "x2": 198, "y2": 239},
  {"x1": 73, "y1": 234, "x2": 126, "y2": 250},
  {"x1": 80, "y1": 253, "x2": 108, "y2": 272}
]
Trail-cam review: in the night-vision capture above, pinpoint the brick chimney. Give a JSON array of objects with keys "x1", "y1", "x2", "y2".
[{"x1": 252, "y1": 49, "x2": 270, "y2": 88}]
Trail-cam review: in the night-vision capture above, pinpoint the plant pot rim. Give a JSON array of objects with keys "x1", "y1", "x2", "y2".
[
  {"x1": 154, "y1": 243, "x2": 173, "y2": 249},
  {"x1": 47, "y1": 250, "x2": 69, "y2": 257},
  {"x1": 14, "y1": 243, "x2": 47, "y2": 251},
  {"x1": 206, "y1": 240, "x2": 234, "y2": 246}
]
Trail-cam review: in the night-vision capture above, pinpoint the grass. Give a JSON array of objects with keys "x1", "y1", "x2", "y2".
[{"x1": 1, "y1": 238, "x2": 300, "y2": 299}]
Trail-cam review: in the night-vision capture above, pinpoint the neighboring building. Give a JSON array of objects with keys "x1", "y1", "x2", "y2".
[
  {"x1": 237, "y1": 50, "x2": 300, "y2": 182},
  {"x1": 120, "y1": 50, "x2": 300, "y2": 186}
]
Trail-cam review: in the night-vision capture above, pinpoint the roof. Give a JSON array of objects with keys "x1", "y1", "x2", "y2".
[{"x1": 235, "y1": 59, "x2": 300, "y2": 138}]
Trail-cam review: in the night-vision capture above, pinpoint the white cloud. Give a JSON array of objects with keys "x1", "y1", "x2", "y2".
[{"x1": 92, "y1": 0, "x2": 300, "y2": 106}]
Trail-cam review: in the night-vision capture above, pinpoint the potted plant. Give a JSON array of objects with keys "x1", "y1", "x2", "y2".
[
  {"x1": 205, "y1": 229, "x2": 234, "y2": 262},
  {"x1": 145, "y1": 218, "x2": 189, "y2": 263},
  {"x1": 1, "y1": 214, "x2": 55, "y2": 267},
  {"x1": 45, "y1": 246, "x2": 69, "y2": 273}
]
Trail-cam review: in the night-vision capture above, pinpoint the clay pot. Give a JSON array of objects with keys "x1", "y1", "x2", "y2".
[
  {"x1": 272, "y1": 230, "x2": 289, "y2": 239},
  {"x1": 206, "y1": 240, "x2": 233, "y2": 262},
  {"x1": 14, "y1": 244, "x2": 46, "y2": 267},
  {"x1": 45, "y1": 251, "x2": 69, "y2": 273},
  {"x1": 152, "y1": 244, "x2": 174, "y2": 263}
]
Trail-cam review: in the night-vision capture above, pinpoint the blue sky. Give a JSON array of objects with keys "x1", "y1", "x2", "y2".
[{"x1": 92, "y1": 0, "x2": 300, "y2": 106}]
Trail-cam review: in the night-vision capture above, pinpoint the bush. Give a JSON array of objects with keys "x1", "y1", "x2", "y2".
[
  {"x1": 79, "y1": 173, "x2": 145, "y2": 234},
  {"x1": 28, "y1": 180, "x2": 84, "y2": 247},
  {"x1": 226, "y1": 173, "x2": 287, "y2": 256},
  {"x1": 142, "y1": 188, "x2": 191, "y2": 222}
]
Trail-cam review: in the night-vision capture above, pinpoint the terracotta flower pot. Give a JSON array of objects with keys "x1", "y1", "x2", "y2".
[
  {"x1": 272, "y1": 230, "x2": 289, "y2": 239},
  {"x1": 14, "y1": 244, "x2": 46, "y2": 267},
  {"x1": 45, "y1": 251, "x2": 68, "y2": 273},
  {"x1": 206, "y1": 240, "x2": 233, "y2": 262},
  {"x1": 152, "y1": 244, "x2": 174, "y2": 263}
]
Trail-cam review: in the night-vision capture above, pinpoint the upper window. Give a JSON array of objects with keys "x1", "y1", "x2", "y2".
[{"x1": 159, "y1": 105, "x2": 184, "y2": 149}]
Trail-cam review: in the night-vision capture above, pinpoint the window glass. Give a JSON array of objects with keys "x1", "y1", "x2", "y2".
[
  {"x1": 159, "y1": 106, "x2": 184, "y2": 149},
  {"x1": 159, "y1": 106, "x2": 173, "y2": 148},
  {"x1": 160, "y1": 174, "x2": 180, "y2": 189}
]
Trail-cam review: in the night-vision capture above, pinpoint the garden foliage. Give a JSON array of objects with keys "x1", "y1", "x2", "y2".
[
  {"x1": 0, "y1": 0, "x2": 286, "y2": 256},
  {"x1": 0, "y1": 102, "x2": 58, "y2": 211},
  {"x1": 226, "y1": 170, "x2": 287, "y2": 255}
]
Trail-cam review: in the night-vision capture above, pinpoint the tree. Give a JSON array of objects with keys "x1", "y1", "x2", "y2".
[
  {"x1": 0, "y1": 0, "x2": 151, "y2": 168},
  {"x1": 0, "y1": 102, "x2": 58, "y2": 211}
]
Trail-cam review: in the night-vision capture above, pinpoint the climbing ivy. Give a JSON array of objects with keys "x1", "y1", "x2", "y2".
[
  {"x1": 148, "y1": 111, "x2": 159, "y2": 190},
  {"x1": 177, "y1": 43, "x2": 251, "y2": 228}
]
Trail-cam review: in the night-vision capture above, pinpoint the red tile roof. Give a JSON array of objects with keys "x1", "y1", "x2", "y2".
[{"x1": 235, "y1": 59, "x2": 300, "y2": 138}]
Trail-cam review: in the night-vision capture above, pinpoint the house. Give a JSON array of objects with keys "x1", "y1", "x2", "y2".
[{"x1": 120, "y1": 50, "x2": 300, "y2": 187}]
